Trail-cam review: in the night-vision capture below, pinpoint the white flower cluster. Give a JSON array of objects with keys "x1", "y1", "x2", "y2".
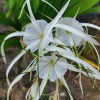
[{"x1": 1, "y1": 0, "x2": 100, "y2": 100}]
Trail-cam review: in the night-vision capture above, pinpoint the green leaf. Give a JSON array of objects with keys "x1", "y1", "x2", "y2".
[
  {"x1": 6, "y1": 1, "x2": 16, "y2": 17},
  {"x1": 4, "y1": 0, "x2": 9, "y2": 11},
  {"x1": 31, "y1": 0, "x2": 40, "y2": 14},
  {"x1": 0, "y1": 13, "x2": 20, "y2": 30},
  {"x1": 63, "y1": 0, "x2": 99, "y2": 17},
  {"x1": 80, "y1": 6, "x2": 100, "y2": 15}
]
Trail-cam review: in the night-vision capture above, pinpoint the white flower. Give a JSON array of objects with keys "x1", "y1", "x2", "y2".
[
  {"x1": 56, "y1": 17, "x2": 83, "y2": 46},
  {"x1": 55, "y1": 17, "x2": 99, "y2": 46},
  {"x1": 23, "y1": 20, "x2": 52, "y2": 52},
  {"x1": 38, "y1": 54, "x2": 67, "y2": 82},
  {"x1": 35, "y1": 53, "x2": 74, "y2": 100}
]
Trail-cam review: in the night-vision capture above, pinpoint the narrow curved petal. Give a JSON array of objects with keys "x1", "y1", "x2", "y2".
[
  {"x1": 61, "y1": 54, "x2": 100, "y2": 78},
  {"x1": 45, "y1": 45, "x2": 75, "y2": 57},
  {"x1": 52, "y1": 38, "x2": 66, "y2": 46},
  {"x1": 26, "y1": 88, "x2": 31, "y2": 100},
  {"x1": 7, "y1": 74, "x2": 24, "y2": 100},
  {"x1": 91, "y1": 44, "x2": 100, "y2": 70},
  {"x1": 81, "y1": 23, "x2": 100, "y2": 30},
  {"x1": 58, "y1": 62, "x2": 80, "y2": 72},
  {"x1": 1, "y1": 32, "x2": 25, "y2": 63},
  {"x1": 18, "y1": 1, "x2": 26, "y2": 19},
  {"x1": 34, "y1": 76, "x2": 48, "y2": 100},
  {"x1": 26, "y1": 0, "x2": 35, "y2": 21},
  {"x1": 30, "y1": 80, "x2": 38, "y2": 99},
  {"x1": 60, "y1": 77, "x2": 73, "y2": 100},
  {"x1": 42, "y1": 0, "x2": 58, "y2": 13},
  {"x1": 7, "y1": 66, "x2": 35, "y2": 100},
  {"x1": 79, "y1": 71, "x2": 83, "y2": 95},
  {"x1": 83, "y1": 72, "x2": 100, "y2": 80}
]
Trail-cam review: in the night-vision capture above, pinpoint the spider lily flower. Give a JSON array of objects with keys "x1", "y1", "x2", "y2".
[
  {"x1": 38, "y1": 54, "x2": 67, "y2": 82},
  {"x1": 35, "y1": 53, "x2": 74, "y2": 100},
  {"x1": 23, "y1": 20, "x2": 52, "y2": 52},
  {"x1": 56, "y1": 17, "x2": 83, "y2": 46},
  {"x1": 55, "y1": 17, "x2": 100, "y2": 47}
]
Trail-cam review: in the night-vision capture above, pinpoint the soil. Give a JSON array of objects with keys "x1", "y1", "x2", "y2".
[{"x1": 0, "y1": 1, "x2": 100, "y2": 100}]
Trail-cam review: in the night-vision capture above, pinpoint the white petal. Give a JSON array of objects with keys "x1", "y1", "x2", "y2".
[
  {"x1": 39, "y1": 65, "x2": 50, "y2": 79},
  {"x1": 56, "y1": 17, "x2": 83, "y2": 46},
  {"x1": 40, "y1": 0, "x2": 70, "y2": 52},
  {"x1": 45, "y1": 45, "x2": 75, "y2": 57},
  {"x1": 7, "y1": 65, "x2": 35, "y2": 100},
  {"x1": 49, "y1": 67, "x2": 58, "y2": 82},
  {"x1": 83, "y1": 72, "x2": 100, "y2": 80},
  {"x1": 67, "y1": 64, "x2": 81, "y2": 72},
  {"x1": 81, "y1": 23, "x2": 100, "y2": 30},
  {"x1": 42, "y1": 0, "x2": 58, "y2": 13},
  {"x1": 30, "y1": 80, "x2": 38, "y2": 98},
  {"x1": 68, "y1": 34, "x2": 74, "y2": 46},
  {"x1": 55, "y1": 24, "x2": 99, "y2": 45},
  {"x1": 7, "y1": 74, "x2": 24, "y2": 100},
  {"x1": 26, "y1": 0, "x2": 35, "y2": 21},
  {"x1": 79, "y1": 72, "x2": 83, "y2": 95},
  {"x1": 1, "y1": 32, "x2": 25, "y2": 63},
  {"x1": 54, "y1": 63, "x2": 67, "y2": 78},
  {"x1": 52, "y1": 38, "x2": 66, "y2": 46},
  {"x1": 18, "y1": 1, "x2": 27, "y2": 19},
  {"x1": 7, "y1": 58, "x2": 37, "y2": 100},
  {"x1": 34, "y1": 77, "x2": 48, "y2": 100},
  {"x1": 25, "y1": 20, "x2": 48, "y2": 35},
  {"x1": 61, "y1": 54, "x2": 100, "y2": 78},
  {"x1": 91, "y1": 44, "x2": 100, "y2": 70},
  {"x1": 60, "y1": 77, "x2": 73, "y2": 100},
  {"x1": 57, "y1": 17, "x2": 83, "y2": 31}
]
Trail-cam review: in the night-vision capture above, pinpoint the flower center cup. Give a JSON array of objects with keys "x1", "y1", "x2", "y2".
[
  {"x1": 66, "y1": 30, "x2": 70, "y2": 34},
  {"x1": 49, "y1": 59, "x2": 54, "y2": 66},
  {"x1": 39, "y1": 34, "x2": 44, "y2": 40}
]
